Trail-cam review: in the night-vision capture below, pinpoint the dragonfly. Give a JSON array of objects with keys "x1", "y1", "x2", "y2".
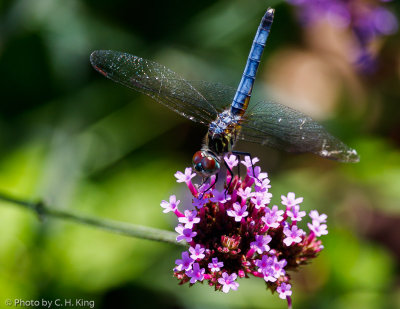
[{"x1": 90, "y1": 8, "x2": 359, "y2": 180}]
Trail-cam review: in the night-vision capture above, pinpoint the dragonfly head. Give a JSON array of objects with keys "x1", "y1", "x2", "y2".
[{"x1": 192, "y1": 150, "x2": 220, "y2": 177}]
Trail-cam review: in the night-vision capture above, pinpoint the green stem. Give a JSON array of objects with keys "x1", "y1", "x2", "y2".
[{"x1": 0, "y1": 191, "x2": 185, "y2": 247}]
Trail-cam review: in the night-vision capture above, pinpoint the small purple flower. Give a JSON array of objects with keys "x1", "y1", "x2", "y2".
[
  {"x1": 160, "y1": 195, "x2": 180, "y2": 213},
  {"x1": 224, "y1": 154, "x2": 239, "y2": 170},
  {"x1": 175, "y1": 224, "x2": 197, "y2": 242},
  {"x1": 269, "y1": 205, "x2": 284, "y2": 220},
  {"x1": 281, "y1": 192, "x2": 303, "y2": 209},
  {"x1": 175, "y1": 251, "x2": 194, "y2": 271},
  {"x1": 189, "y1": 244, "x2": 206, "y2": 260},
  {"x1": 262, "y1": 205, "x2": 284, "y2": 229},
  {"x1": 227, "y1": 203, "x2": 249, "y2": 222},
  {"x1": 283, "y1": 225, "x2": 304, "y2": 246},
  {"x1": 271, "y1": 256, "x2": 287, "y2": 278},
  {"x1": 249, "y1": 165, "x2": 268, "y2": 180},
  {"x1": 277, "y1": 282, "x2": 292, "y2": 299},
  {"x1": 255, "y1": 255, "x2": 286, "y2": 283},
  {"x1": 241, "y1": 156, "x2": 259, "y2": 169},
  {"x1": 186, "y1": 263, "x2": 205, "y2": 284},
  {"x1": 262, "y1": 265, "x2": 278, "y2": 282},
  {"x1": 255, "y1": 255, "x2": 273, "y2": 272},
  {"x1": 208, "y1": 257, "x2": 224, "y2": 272},
  {"x1": 287, "y1": 205, "x2": 306, "y2": 222},
  {"x1": 308, "y1": 220, "x2": 328, "y2": 237},
  {"x1": 178, "y1": 210, "x2": 200, "y2": 229},
  {"x1": 198, "y1": 175, "x2": 217, "y2": 193},
  {"x1": 209, "y1": 189, "x2": 231, "y2": 203},
  {"x1": 250, "y1": 234, "x2": 272, "y2": 254},
  {"x1": 174, "y1": 167, "x2": 196, "y2": 183},
  {"x1": 262, "y1": 214, "x2": 280, "y2": 229},
  {"x1": 251, "y1": 191, "x2": 272, "y2": 209},
  {"x1": 218, "y1": 272, "x2": 239, "y2": 293},
  {"x1": 237, "y1": 187, "x2": 254, "y2": 201},
  {"x1": 309, "y1": 210, "x2": 327, "y2": 223},
  {"x1": 255, "y1": 177, "x2": 271, "y2": 192},
  {"x1": 192, "y1": 196, "x2": 208, "y2": 208}
]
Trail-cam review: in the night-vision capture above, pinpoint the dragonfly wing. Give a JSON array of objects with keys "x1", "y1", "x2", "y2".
[
  {"x1": 187, "y1": 81, "x2": 236, "y2": 113},
  {"x1": 90, "y1": 50, "x2": 218, "y2": 124},
  {"x1": 239, "y1": 100, "x2": 360, "y2": 163}
]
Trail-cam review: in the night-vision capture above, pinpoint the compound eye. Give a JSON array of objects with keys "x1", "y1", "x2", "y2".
[
  {"x1": 192, "y1": 151, "x2": 205, "y2": 165},
  {"x1": 201, "y1": 156, "x2": 217, "y2": 172}
]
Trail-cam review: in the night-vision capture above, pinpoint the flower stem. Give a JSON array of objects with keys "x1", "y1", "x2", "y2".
[{"x1": 0, "y1": 191, "x2": 185, "y2": 246}]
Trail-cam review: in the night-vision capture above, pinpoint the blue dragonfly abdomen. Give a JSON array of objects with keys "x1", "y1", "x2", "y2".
[{"x1": 231, "y1": 8, "x2": 274, "y2": 117}]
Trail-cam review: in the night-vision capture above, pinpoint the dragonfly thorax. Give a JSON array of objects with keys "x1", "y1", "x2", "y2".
[
  {"x1": 207, "y1": 110, "x2": 240, "y2": 154},
  {"x1": 209, "y1": 110, "x2": 241, "y2": 135}
]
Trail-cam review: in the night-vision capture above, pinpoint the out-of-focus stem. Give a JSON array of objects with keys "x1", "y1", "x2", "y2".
[{"x1": 0, "y1": 191, "x2": 185, "y2": 247}]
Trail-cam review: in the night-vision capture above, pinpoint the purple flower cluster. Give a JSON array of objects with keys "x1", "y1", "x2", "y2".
[
  {"x1": 287, "y1": 0, "x2": 398, "y2": 71},
  {"x1": 161, "y1": 156, "x2": 328, "y2": 305}
]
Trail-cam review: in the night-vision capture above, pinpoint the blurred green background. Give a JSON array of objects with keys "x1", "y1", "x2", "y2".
[{"x1": 1, "y1": 0, "x2": 399, "y2": 308}]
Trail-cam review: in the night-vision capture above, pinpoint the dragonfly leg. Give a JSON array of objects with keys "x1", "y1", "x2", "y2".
[
  {"x1": 231, "y1": 150, "x2": 261, "y2": 183},
  {"x1": 234, "y1": 153, "x2": 242, "y2": 178},
  {"x1": 199, "y1": 174, "x2": 218, "y2": 199},
  {"x1": 224, "y1": 159, "x2": 235, "y2": 196}
]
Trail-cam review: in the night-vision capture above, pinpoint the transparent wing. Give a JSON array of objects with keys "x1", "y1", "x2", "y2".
[
  {"x1": 239, "y1": 100, "x2": 360, "y2": 162},
  {"x1": 187, "y1": 81, "x2": 236, "y2": 113},
  {"x1": 188, "y1": 81, "x2": 359, "y2": 162},
  {"x1": 90, "y1": 50, "x2": 218, "y2": 125}
]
